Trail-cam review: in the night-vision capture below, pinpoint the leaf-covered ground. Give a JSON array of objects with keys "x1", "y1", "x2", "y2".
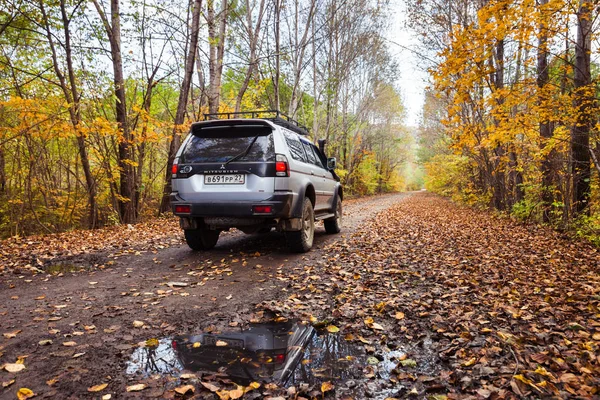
[
  {"x1": 261, "y1": 192, "x2": 600, "y2": 398},
  {"x1": 1, "y1": 192, "x2": 599, "y2": 399}
]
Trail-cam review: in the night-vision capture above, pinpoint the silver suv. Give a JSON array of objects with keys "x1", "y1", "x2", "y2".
[{"x1": 171, "y1": 111, "x2": 343, "y2": 253}]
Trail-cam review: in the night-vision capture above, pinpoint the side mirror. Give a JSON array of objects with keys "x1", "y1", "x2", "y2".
[{"x1": 327, "y1": 157, "x2": 337, "y2": 170}]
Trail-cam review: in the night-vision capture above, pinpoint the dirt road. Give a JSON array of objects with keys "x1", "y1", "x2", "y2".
[{"x1": 0, "y1": 193, "x2": 407, "y2": 399}]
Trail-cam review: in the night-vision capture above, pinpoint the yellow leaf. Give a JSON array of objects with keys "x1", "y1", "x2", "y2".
[
  {"x1": 248, "y1": 382, "x2": 261, "y2": 390},
  {"x1": 326, "y1": 325, "x2": 339, "y2": 333},
  {"x1": 88, "y1": 383, "x2": 108, "y2": 392},
  {"x1": 193, "y1": 342, "x2": 201, "y2": 348},
  {"x1": 62, "y1": 341, "x2": 77, "y2": 347},
  {"x1": 145, "y1": 338, "x2": 159, "y2": 347},
  {"x1": 229, "y1": 387, "x2": 244, "y2": 399},
  {"x1": 216, "y1": 390, "x2": 230, "y2": 400},
  {"x1": 17, "y1": 388, "x2": 35, "y2": 400},
  {"x1": 395, "y1": 311, "x2": 405, "y2": 320},
  {"x1": 126, "y1": 384, "x2": 146, "y2": 392},
  {"x1": 462, "y1": 357, "x2": 476, "y2": 367},
  {"x1": 174, "y1": 385, "x2": 195, "y2": 395},
  {"x1": 133, "y1": 320, "x2": 145, "y2": 328},
  {"x1": 102, "y1": 395, "x2": 112, "y2": 400},
  {"x1": 592, "y1": 332, "x2": 600, "y2": 341},
  {"x1": 215, "y1": 340, "x2": 228, "y2": 347},
  {"x1": 321, "y1": 381, "x2": 334, "y2": 393}
]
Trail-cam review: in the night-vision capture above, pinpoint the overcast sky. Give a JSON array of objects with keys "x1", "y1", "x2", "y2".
[{"x1": 386, "y1": 0, "x2": 430, "y2": 127}]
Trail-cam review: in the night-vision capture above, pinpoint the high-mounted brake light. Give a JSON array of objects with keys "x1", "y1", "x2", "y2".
[{"x1": 275, "y1": 154, "x2": 289, "y2": 177}]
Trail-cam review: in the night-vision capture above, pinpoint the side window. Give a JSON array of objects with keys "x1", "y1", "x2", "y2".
[
  {"x1": 302, "y1": 142, "x2": 317, "y2": 165},
  {"x1": 283, "y1": 131, "x2": 307, "y2": 162},
  {"x1": 310, "y1": 145, "x2": 325, "y2": 169}
]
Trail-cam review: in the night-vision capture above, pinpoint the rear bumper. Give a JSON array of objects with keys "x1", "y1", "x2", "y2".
[{"x1": 171, "y1": 192, "x2": 293, "y2": 218}]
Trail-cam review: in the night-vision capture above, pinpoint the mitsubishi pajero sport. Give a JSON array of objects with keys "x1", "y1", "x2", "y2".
[{"x1": 170, "y1": 111, "x2": 343, "y2": 253}]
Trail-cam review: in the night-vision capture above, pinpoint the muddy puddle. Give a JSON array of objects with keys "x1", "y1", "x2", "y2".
[{"x1": 127, "y1": 320, "x2": 365, "y2": 387}]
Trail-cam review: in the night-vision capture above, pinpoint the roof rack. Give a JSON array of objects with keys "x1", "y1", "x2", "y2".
[{"x1": 203, "y1": 110, "x2": 309, "y2": 136}]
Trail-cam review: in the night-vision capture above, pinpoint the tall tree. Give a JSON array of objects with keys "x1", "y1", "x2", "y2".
[
  {"x1": 537, "y1": 0, "x2": 555, "y2": 222},
  {"x1": 160, "y1": 0, "x2": 203, "y2": 214},
  {"x1": 92, "y1": 0, "x2": 136, "y2": 223},
  {"x1": 571, "y1": 0, "x2": 592, "y2": 216},
  {"x1": 207, "y1": 0, "x2": 229, "y2": 114},
  {"x1": 39, "y1": 0, "x2": 99, "y2": 228}
]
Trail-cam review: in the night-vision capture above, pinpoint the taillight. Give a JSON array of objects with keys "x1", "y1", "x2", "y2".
[
  {"x1": 253, "y1": 205, "x2": 273, "y2": 214},
  {"x1": 275, "y1": 154, "x2": 289, "y2": 177},
  {"x1": 175, "y1": 205, "x2": 191, "y2": 214},
  {"x1": 275, "y1": 353, "x2": 285, "y2": 363},
  {"x1": 171, "y1": 162, "x2": 178, "y2": 175}
]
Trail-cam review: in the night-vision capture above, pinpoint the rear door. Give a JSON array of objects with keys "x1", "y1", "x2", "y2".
[{"x1": 175, "y1": 122, "x2": 276, "y2": 202}]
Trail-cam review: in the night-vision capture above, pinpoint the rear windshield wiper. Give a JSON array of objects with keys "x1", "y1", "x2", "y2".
[{"x1": 224, "y1": 134, "x2": 260, "y2": 166}]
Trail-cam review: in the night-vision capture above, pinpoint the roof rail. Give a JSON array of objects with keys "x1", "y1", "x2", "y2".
[{"x1": 203, "y1": 110, "x2": 309, "y2": 136}]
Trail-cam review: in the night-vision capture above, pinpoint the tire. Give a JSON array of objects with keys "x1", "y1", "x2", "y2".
[
  {"x1": 184, "y1": 228, "x2": 220, "y2": 251},
  {"x1": 324, "y1": 197, "x2": 342, "y2": 234},
  {"x1": 286, "y1": 197, "x2": 315, "y2": 253},
  {"x1": 257, "y1": 227, "x2": 273, "y2": 234}
]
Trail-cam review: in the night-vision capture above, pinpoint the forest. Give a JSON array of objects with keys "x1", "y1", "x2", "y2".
[
  {"x1": 0, "y1": 0, "x2": 411, "y2": 238},
  {"x1": 412, "y1": 0, "x2": 600, "y2": 244}
]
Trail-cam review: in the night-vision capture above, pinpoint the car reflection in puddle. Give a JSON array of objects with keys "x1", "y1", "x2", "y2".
[{"x1": 126, "y1": 320, "x2": 364, "y2": 387}]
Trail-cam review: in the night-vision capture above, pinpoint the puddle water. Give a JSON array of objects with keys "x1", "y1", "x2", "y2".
[{"x1": 127, "y1": 320, "x2": 365, "y2": 387}]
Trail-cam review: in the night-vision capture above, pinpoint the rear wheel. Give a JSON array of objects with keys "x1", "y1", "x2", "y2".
[
  {"x1": 324, "y1": 197, "x2": 342, "y2": 234},
  {"x1": 286, "y1": 197, "x2": 315, "y2": 253},
  {"x1": 184, "y1": 227, "x2": 220, "y2": 251}
]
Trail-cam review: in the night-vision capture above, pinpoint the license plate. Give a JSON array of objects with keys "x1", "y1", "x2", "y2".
[
  {"x1": 203, "y1": 336, "x2": 244, "y2": 349},
  {"x1": 204, "y1": 174, "x2": 245, "y2": 185}
]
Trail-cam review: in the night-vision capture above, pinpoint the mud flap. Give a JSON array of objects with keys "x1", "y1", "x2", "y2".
[
  {"x1": 180, "y1": 217, "x2": 199, "y2": 230},
  {"x1": 279, "y1": 218, "x2": 302, "y2": 232}
]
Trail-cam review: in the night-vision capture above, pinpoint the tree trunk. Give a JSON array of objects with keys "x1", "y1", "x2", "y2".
[
  {"x1": 0, "y1": 145, "x2": 5, "y2": 194},
  {"x1": 234, "y1": 0, "x2": 266, "y2": 113},
  {"x1": 159, "y1": 0, "x2": 203, "y2": 214},
  {"x1": 274, "y1": 0, "x2": 281, "y2": 111},
  {"x1": 207, "y1": 0, "x2": 228, "y2": 114},
  {"x1": 40, "y1": 0, "x2": 99, "y2": 228},
  {"x1": 537, "y1": 0, "x2": 555, "y2": 222},
  {"x1": 571, "y1": 0, "x2": 592, "y2": 216},
  {"x1": 93, "y1": 0, "x2": 136, "y2": 223},
  {"x1": 491, "y1": 38, "x2": 506, "y2": 210}
]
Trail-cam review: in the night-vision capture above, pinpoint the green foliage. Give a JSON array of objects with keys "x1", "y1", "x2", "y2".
[
  {"x1": 424, "y1": 154, "x2": 485, "y2": 205},
  {"x1": 571, "y1": 214, "x2": 600, "y2": 246}
]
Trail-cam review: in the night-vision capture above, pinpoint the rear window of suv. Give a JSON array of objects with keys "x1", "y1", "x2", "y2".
[{"x1": 182, "y1": 125, "x2": 275, "y2": 163}]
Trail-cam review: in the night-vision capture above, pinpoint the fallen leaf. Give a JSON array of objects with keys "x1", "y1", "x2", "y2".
[
  {"x1": 395, "y1": 311, "x2": 405, "y2": 320},
  {"x1": 215, "y1": 340, "x2": 228, "y2": 347},
  {"x1": 321, "y1": 381, "x2": 334, "y2": 393},
  {"x1": 174, "y1": 384, "x2": 195, "y2": 395},
  {"x1": 102, "y1": 395, "x2": 111, "y2": 400},
  {"x1": 326, "y1": 325, "x2": 339, "y2": 333},
  {"x1": 201, "y1": 381, "x2": 220, "y2": 392},
  {"x1": 4, "y1": 363, "x2": 26, "y2": 373},
  {"x1": 229, "y1": 387, "x2": 244, "y2": 399},
  {"x1": 2, "y1": 379, "x2": 15, "y2": 388},
  {"x1": 16, "y1": 388, "x2": 35, "y2": 400},
  {"x1": 145, "y1": 338, "x2": 159, "y2": 347},
  {"x1": 88, "y1": 383, "x2": 108, "y2": 392},
  {"x1": 3, "y1": 330, "x2": 21, "y2": 339},
  {"x1": 126, "y1": 383, "x2": 146, "y2": 392},
  {"x1": 62, "y1": 341, "x2": 77, "y2": 347},
  {"x1": 132, "y1": 320, "x2": 145, "y2": 328},
  {"x1": 38, "y1": 339, "x2": 53, "y2": 346},
  {"x1": 180, "y1": 373, "x2": 197, "y2": 379}
]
